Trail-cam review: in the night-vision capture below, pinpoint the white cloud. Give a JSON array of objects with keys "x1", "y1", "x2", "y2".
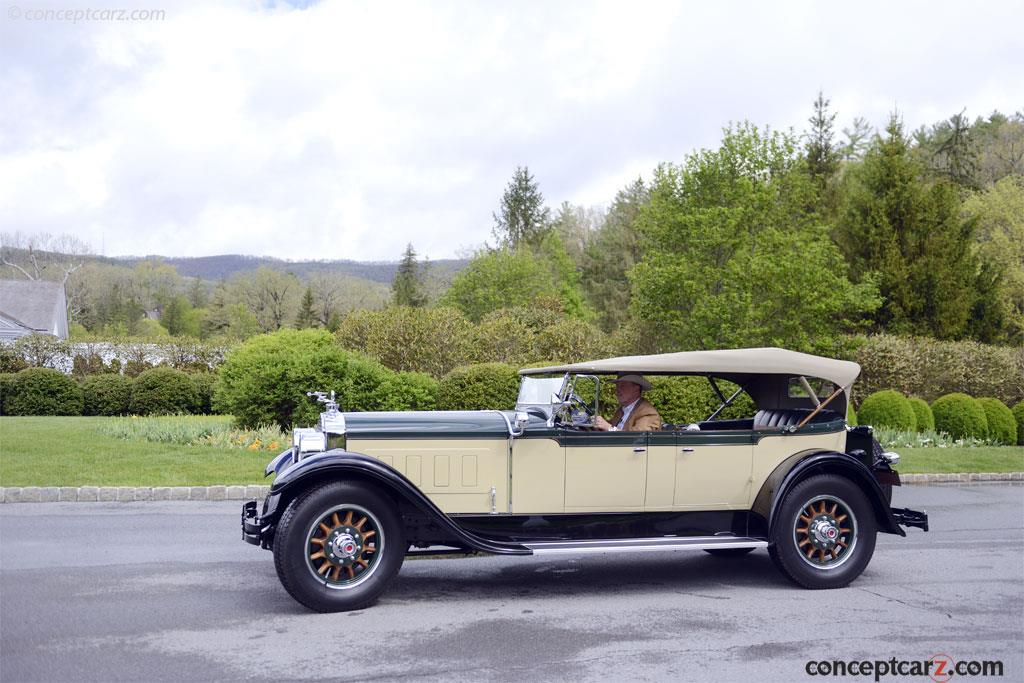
[{"x1": 1, "y1": 0, "x2": 1022, "y2": 261}]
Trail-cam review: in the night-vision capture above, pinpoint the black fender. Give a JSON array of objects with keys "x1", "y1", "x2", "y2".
[
  {"x1": 756, "y1": 451, "x2": 905, "y2": 537},
  {"x1": 263, "y1": 450, "x2": 530, "y2": 555}
]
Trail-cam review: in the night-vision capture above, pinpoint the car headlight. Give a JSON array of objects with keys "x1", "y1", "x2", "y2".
[{"x1": 292, "y1": 427, "x2": 326, "y2": 457}]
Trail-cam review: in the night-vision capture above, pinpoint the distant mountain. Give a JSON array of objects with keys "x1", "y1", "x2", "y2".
[{"x1": 113, "y1": 254, "x2": 469, "y2": 285}]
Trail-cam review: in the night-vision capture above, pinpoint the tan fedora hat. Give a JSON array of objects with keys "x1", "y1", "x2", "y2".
[{"x1": 612, "y1": 373, "x2": 652, "y2": 391}]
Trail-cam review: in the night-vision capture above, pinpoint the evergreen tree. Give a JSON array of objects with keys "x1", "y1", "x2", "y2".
[
  {"x1": 295, "y1": 285, "x2": 318, "y2": 328},
  {"x1": 836, "y1": 115, "x2": 982, "y2": 339},
  {"x1": 492, "y1": 166, "x2": 551, "y2": 250},
  {"x1": 806, "y1": 90, "x2": 840, "y2": 184},
  {"x1": 841, "y1": 117, "x2": 873, "y2": 160},
  {"x1": 391, "y1": 243, "x2": 428, "y2": 307},
  {"x1": 581, "y1": 178, "x2": 648, "y2": 332}
]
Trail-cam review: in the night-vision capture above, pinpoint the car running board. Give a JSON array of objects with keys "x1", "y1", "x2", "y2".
[{"x1": 523, "y1": 536, "x2": 768, "y2": 556}]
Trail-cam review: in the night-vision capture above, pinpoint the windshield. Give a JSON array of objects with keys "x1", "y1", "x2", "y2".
[{"x1": 516, "y1": 376, "x2": 567, "y2": 407}]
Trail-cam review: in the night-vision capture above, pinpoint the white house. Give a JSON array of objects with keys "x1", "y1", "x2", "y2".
[{"x1": 0, "y1": 279, "x2": 70, "y2": 341}]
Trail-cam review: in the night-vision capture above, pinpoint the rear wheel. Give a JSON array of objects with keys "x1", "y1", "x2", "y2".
[
  {"x1": 273, "y1": 482, "x2": 405, "y2": 612},
  {"x1": 769, "y1": 474, "x2": 877, "y2": 589}
]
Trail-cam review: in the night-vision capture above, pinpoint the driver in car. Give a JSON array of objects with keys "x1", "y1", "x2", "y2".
[{"x1": 594, "y1": 374, "x2": 662, "y2": 432}]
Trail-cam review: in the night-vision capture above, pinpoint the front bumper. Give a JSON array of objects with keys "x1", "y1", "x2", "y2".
[
  {"x1": 891, "y1": 506, "x2": 929, "y2": 532},
  {"x1": 242, "y1": 500, "x2": 268, "y2": 547}
]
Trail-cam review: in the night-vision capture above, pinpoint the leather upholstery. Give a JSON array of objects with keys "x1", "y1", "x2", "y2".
[{"x1": 753, "y1": 408, "x2": 841, "y2": 429}]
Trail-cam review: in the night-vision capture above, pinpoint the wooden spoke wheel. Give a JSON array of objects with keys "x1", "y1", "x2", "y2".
[
  {"x1": 305, "y1": 505, "x2": 383, "y2": 587},
  {"x1": 792, "y1": 495, "x2": 857, "y2": 569}
]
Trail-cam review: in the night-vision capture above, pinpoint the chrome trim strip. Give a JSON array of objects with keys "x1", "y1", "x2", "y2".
[{"x1": 525, "y1": 536, "x2": 768, "y2": 555}]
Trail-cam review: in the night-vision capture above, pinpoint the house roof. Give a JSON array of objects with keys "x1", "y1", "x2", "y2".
[
  {"x1": 520, "y1": 347, "x2": 862, "y2": 389},
  {"x1": 0, "y1": 279, "x2": 65, "y2": 332}
]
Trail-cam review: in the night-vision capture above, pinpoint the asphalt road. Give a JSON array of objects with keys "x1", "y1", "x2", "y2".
[{"x1": 1, "y1": 484, "x2": 1021, "y2": 682}]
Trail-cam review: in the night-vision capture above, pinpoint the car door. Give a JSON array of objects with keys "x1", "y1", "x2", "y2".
[
  {"x1": 563, "y1": 430, "x2": 648, "y2": 512},
  {"x1": 671, "y1": 430, "x2": 754, "y2": 510}
]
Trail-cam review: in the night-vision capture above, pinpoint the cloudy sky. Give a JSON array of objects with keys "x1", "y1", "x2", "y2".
[{"x1": 1, "y1": 0, "x2": 1022, "y2": 262}]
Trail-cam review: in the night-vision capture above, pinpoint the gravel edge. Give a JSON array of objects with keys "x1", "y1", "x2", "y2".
[{"x1": 2, "y1": 473, "x2": 1022, "y2": 503}]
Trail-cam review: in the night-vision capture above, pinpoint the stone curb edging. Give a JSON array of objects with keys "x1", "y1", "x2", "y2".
[
  {"x1": 0, "y1": 485, "x2": 271, "y2": 504},
  {"x1": 1, "y1": 474, "x2": 1022, "y2": 503}
]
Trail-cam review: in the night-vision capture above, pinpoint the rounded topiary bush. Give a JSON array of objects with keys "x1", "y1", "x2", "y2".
[
  {"x1": 436, "y1": 363, "x2": 519, "y2": 411},
  {"x1": 907, "y1": 397, "x2": 934, "y2": 433},
  {"x1": 377, "y1": 371, "x2": 439, "y2": 411},
  {"x1": 977, "y1": 398, "x2": 1016, "y2": 445},
  {"x1": 646, "y1": 376, "x2": 754, "y2": 424},
  {"x1": 846, "y1": 403, "x2": 857, "y2": 426},
  {"x1": 0, "y1": 372, "x2": 17, "y2": 415},
  {"x1": 857, "y1": 390, "x2": 916, "y2": 431},
  {"x1": 1013, "y1": 401, "x2": 1024, "y2": 446},
  {"x1": 931, "y1": 393, "x2": 988, "y2": 441},
  {"x1": 129, "y1": 367, "x2": 199, "y2": 416},
  {"x1": 7, "y1": 368, "x2": 84, "y2": 416},
  {"x1": 217, "y1": 329, "x2": 392, "y2": 429},
  {"x1": 81, "y1": 374, "x2": 133, "y2": 416},
  {"x1": 190, "y1": 372, "x2": 218, "y2": 414}
]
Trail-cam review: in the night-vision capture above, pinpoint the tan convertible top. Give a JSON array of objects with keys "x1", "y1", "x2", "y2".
[{"x1": 521, "y1": 347, "x2": 861, "y2": 389}]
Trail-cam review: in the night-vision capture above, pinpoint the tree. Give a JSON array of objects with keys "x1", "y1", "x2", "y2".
[
  {"x1": 295, "y1": 286, "x2": 318, "y2": 328},
  {"x1": 581, "y1": 178, "x2": 648, "y2": 332},
  {"x1": 841, "y1": 117, "x2": 873, "y2": 161},
  {"x1": 161, "y1": 295, "x2": 202, "y2": 337},
  {"x1": 236, "y1": 267, "x2": 301, "y2": 332},
  {"x1": 805, "y1": 90, "x2": 840, "y2": 184},
  {"x1": 963, "y1": 175, "x2": 1024, "y2": 343},
  {"x1": 836, "y1": 115, "x2": 982, "y2": 339},
  {"x1": 0, "y1": 231, "x2": 90, "y2": 285},
  {"x1": 630, "y1": 123, "x2": 879, "y2": 352},
  {"x1": 440, "y1": 248, "x2": 563, "y2": 323},
  {"x1": 491, "y1": 166, "x2": 551, "y2": 249},
  {"x1": 391, "y1": 243, "x2": 428, "y2": 307},
  {"x1": 916, "y1": 110, "x2": 980, "y2": 189}
]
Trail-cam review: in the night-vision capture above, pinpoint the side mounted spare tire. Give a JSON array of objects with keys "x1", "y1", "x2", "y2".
[
  {"x1": 768, "y1": 473, "x2": 877, "y2": 589},
  {"x1": 273, "y1": 481, "x2": 406, "y2": 612}
]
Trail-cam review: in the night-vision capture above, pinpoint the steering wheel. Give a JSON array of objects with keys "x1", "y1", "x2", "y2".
[{"x1": 563, "y1": 390, "x2": 596, "y2": 427}]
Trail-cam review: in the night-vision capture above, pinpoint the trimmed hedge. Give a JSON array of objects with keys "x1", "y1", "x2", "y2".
[
  {"x1": 0, "y1": 373, "x2": 16, "y2": 415},
  {"x1": 907, "y1": 397, "x2": 934, "y2": 433},
  {"x1": 81, "y1": 374, "x2": 133, "y2": 416},
  {"x1": 931, "y1": 393, "x2": 988, "y2": 441},
  {"x1": 1013, "y1": 401, "x2": 1024, "y2": 446},
  {"x1": 6, "y1": 368, "x2": 83, "y2": 416},
  {"x1": 216, "y1": 329, "x2": 393, "y2": 429},
  {"x1": 857, "y1": 390, "x2": 916, "y2": 431},
  {"x1": 437, "y1": 363, "x2": 520, "y2": 411},
  {"x1": 377, "y1": 372, "x2": 439, "y2": 411},
  {"x1": 852, "y1": 334, "x2": 1023, "y2": 406},
  {"x1": 977, "y1": 398, "x2": 1016, "y2": 445},
  {"x1": 130, "y1": 367, "x2": 199, "y2": 416},
  {"x1": 847, "y1": 404, "x2": 857, "y2": 426}
]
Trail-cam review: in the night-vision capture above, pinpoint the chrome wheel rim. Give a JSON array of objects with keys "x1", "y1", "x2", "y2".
[
  {"x1": 304, "y1": 504, "x2": 384, "y2": 590},
  {"x1": 792, "y1": 495, "x2": 857, "y2": 569}
]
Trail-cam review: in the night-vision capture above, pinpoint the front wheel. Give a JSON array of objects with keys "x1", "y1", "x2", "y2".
[
  {"x1": 768, "y1": 474, "x2": 877, "y2": 589},
  {"x1": 273, "y1": 482, "x2": 405, "y2": 612}
]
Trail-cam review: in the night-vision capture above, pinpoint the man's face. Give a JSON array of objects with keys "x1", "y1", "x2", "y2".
[{"x1": 615, "y1": 381, "x2": 642, "y2": 406}]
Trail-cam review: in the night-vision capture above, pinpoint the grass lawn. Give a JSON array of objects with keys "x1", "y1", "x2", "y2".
[
  {"x1": 896, "y1": 446, "x2": 1024, "y2": 474},
  {"x1": 1, "y1": 416, "x2": 1022, "y2": 487},
  {"x1": 1, "y1": 417, "x2": 269, "y2": 487}
]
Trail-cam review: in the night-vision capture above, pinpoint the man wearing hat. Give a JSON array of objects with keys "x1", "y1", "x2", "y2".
[{"x1": 594, "y1": 374, "x2": 662, "y2": 432}]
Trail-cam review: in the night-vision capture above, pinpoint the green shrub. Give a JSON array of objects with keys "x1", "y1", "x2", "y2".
[
  {"x1": 190, "y1": 372, "x2": 219, "y2": 414},
  {"x1": 377, "y1": 372, "x2": 439, "y2": 411},
  {"x1": 436, "y1": 363, "x2": 520, "y2": 411},
  {"x1": 0, "y1": 346, "x2": 27, "y2": 373},
  {"x1": 81, "y1": 374, "x2": 133, "y2": 416},
  {"x1": 6, "y1": 368, "x2": 83, "y2": 416},
  {"x1": 847, "y1": 403, "x2": 857, "y2": 426},
  {"x1": 931, "y1": 393, "x2": 989, "y2": 441},
  {"x1": 217, "y1": 329, "x2": 393, "y2": 429},
  {"x1": 907, "y1": 397, "x2": 934, "y2": 433},
  {"x1": 1012, "y1": 401, "x2": 1024, "y2": 446},
  {"x1": 0, "y1": 373, "x2": 16, "y2": 415},
  {"x1": 856, "y1": 390, "x2": 916, "y2": 431},
  {"x1": 646, "y1": 376, "x2": 755, "y2": 425},
  {"x1": 130, "y1": 367, "x2": 199, "y2": 415},
  {"x1": 977, "y1": 398, "x2": 1016, "y2": 445}
]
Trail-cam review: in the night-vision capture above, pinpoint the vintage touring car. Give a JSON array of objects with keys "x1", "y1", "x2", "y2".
[{"x1": 242, "y1": 348, "x2": 928, "y2": 612}]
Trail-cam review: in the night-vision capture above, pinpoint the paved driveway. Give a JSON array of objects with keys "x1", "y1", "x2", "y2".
[{"x1": 1, "y1": 484, "x2": 1021, "y2": 682}]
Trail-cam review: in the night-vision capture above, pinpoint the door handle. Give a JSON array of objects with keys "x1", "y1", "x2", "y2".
[
  {"x1": 681, "y1": 448, "x2": 695, "y2": 453},
  {"x1": 633, "y1": 447, "x2": 646, "y2": 453}
]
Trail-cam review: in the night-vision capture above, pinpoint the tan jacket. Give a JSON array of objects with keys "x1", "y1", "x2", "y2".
[{"x1": 610, "y1": 398, "x2": 662, "y2": 432}]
